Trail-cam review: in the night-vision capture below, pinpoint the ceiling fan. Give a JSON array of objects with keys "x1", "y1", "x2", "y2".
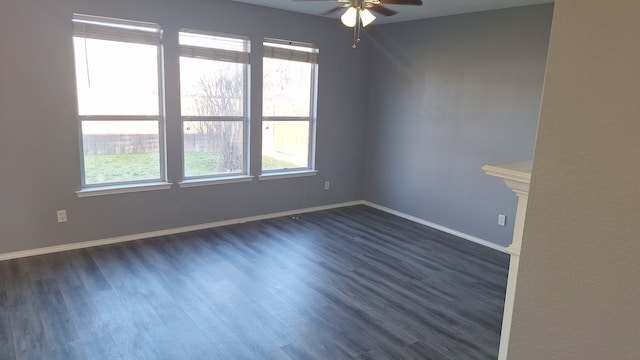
[{"x1": 296, "y1": 0, "x2": 423, "y2": 47}]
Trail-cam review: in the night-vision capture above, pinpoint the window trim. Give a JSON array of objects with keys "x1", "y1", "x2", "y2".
[
  {"x1": 178, "y1": 175, "x2": 254, "y2": 188},
  {"x1": 261, "y1": 38, "x2": 319, "y2": 175},
  {"x1": 72, "y1": 14, "x2": 167, "y2": 190},
  {"x1": 258, "y1": 170, "x2": 318, "y2": 181},
  {"x1": 76, "y1": 182, "x2": 172, "y2": 198},
  {"x1": 179, "y1": 29, "x2": 251, "y2": 182}
]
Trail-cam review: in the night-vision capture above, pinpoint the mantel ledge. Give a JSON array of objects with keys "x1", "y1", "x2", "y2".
[{"x1": 482, "y1": 160, "x2": 532, "y2": 194}]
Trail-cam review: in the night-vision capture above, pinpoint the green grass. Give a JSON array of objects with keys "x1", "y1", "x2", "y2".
[
  {"x1": 84, "y1": 152, "x2": 160, "y2": 184},
  {"x1": 261, "y1": 156, "x2": 305, "y2": 171},
  {"x1": 183, "y1": 152, "x2": 229, "y2": 177},
  {"x1": 84, "y1": 152, "x2": 300, "y2": 184}
]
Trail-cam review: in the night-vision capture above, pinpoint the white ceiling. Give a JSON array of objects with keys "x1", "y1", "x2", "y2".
[{"x1": 230, "y1": 0, "x2": 553, "y2": 24}]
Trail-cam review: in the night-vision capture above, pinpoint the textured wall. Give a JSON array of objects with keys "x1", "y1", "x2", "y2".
[
  {"x1": 509, "y1": 1, "x2": 640, "y2": 359},
  {"x1": 0, "y1": 0, "x2": 369, "y2": 253},
  {"x1": 0, "y1": 1, "x2": 556, "y2": 255},
  {"x1": 363, "y1": 5, "x2": 553, "y2": 246}
]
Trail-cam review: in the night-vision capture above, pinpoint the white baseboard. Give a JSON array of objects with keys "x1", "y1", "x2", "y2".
[
  {"x1": 363, "y1": 201, "x2": 507, "y2": 253},
  {"x1": 0, "y1": 201, "x2": 362, "y2": 262},
  {"x1": 0, "y1": 200, "x2": 505, "y2": 261}
]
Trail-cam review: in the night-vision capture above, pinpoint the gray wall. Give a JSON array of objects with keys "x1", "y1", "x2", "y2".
[
  {"x1": 0, "y1": 0, "x2": 369, "y2": 254},
  {"x1": 0, "y1": 1, "x2": 554, "y2": 255},
  {"x1": 510, "y1": 1, "x2": 640, "y2": 358},
  {"x1": 363, "y1": 4, "x2": 553, "y2": 246}
]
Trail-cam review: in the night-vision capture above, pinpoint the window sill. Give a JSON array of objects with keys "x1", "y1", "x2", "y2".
[
  {"x1": 179, "y1": 175, "x2": 254, "y2": 188},
  {"x1": 76, "y1": 182, "x2": 173, "y2": 198},
  {"x1": 258, "y1": 170, "x2": 318, "y2": 180}
]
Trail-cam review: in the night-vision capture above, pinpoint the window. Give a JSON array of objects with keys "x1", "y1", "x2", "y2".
[
  {"x1": 179, "y1": 30, "x2": 250, "y2": 179},
  {"x1": 72, "y1": 14, "x2": 165, "y2": 188},
  {"x1": 262, "y1": 39, "x2": 318, "y2": 174}
]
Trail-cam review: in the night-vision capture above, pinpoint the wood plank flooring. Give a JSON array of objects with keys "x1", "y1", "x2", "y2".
[{"x1": 0, "y1": 205, "x2": 509, "y2": 359}]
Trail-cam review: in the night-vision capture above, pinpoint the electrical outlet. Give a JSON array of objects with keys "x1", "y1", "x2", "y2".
[
  {"x1": 57, "y1": 210, "x2": 67, "y2": 223},
  {"x1": 324, "y1": 181, "x2": 330, "y2": 191},
  {"x1": 498, "y1": 214, "x2": 506, "y2": 227}
]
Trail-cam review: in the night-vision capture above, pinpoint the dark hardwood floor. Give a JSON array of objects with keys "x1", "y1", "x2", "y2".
[{"x1": 0, "y1": 205, "x2": 509, "y2": 360}]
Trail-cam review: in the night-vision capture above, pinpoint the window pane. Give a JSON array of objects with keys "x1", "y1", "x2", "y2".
[
  {"x1": 82, "y1": 121, "x2": 160, "y2": 184},
  {"x1": 184, "y1": 121, "x2": 244, "y2": 177},
  {"x1": 263, "y1": 58, "x2": 312, "y2": 117},
  {"x1": 74, "y1": 37, "x2": 159, "y2": 116},
  {"x1": 180, "y1": 57, "x2": 244, "y2": 117},
  {"x1": 262, "y1": 121, "x2": 309, "y2": 171}
]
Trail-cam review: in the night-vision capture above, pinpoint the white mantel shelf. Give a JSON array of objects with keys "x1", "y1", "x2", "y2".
[
  {"x1": 482, "y1": 160, "x2": 532, "y2": 197},
  {"x1": 482, "y1": 160, "x2": 532, "y2": 360},
  {"x1": 482, "y1": 160, "x2": 532, "y2": 256}
]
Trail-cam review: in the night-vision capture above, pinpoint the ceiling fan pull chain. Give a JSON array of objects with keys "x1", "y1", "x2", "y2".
[
  {"x1": 352, "y1": 17, "x2": 358, "y2": 48},
  {"x1": 354, "y1": 8, "x2": 362, "y2": 48},
  {"x1": 352, "y1": 26, "x2": 357, "y2": 48}
]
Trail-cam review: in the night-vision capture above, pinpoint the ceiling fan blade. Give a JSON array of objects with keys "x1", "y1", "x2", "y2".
[
  {"x1": 321, "y1": 5, "x2": 348, "y2": 15},
  {"x1": 378, "y1": 0, "x2": 423, "y2": 5},
  {"x1": 369, "y1": 4, "x2": 398, "y2": 16}
]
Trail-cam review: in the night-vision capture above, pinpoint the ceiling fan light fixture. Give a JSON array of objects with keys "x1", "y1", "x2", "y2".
[
  {"x1": 359, "y1": 9, "x2": 376, "y2": 27},
  {"x1": 340, "y1": 7, "x2": 357, "y2": 28}
]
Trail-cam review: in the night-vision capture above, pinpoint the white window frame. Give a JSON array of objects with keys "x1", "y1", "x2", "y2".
[
  {"x1": 178, "y1": 29, "x2": 251, "y2": 184},
  {"x1": 72, "y1": 14, "x2": 168, "y2": 195},
  {"x1": 261, "y1": 38, "x2": 319, "y2": 177}
]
